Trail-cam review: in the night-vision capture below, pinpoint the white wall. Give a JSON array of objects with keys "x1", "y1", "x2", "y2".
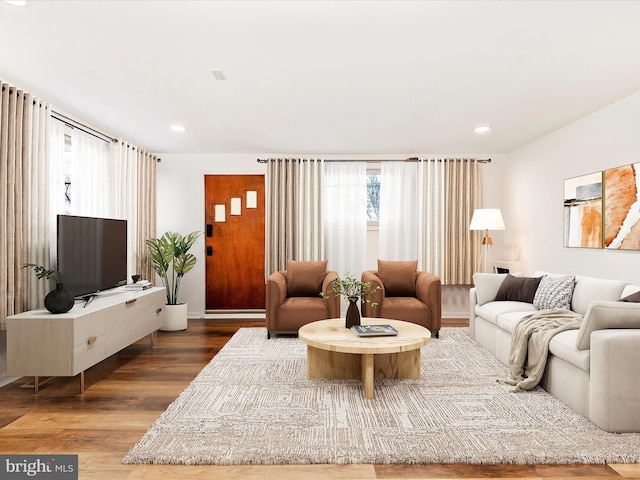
[
  {"x1": 503, "y1": 91, "x2": 640, "y2": 283},
  {"x1": 156, "y1": 153, "x2": 507, "y2": 319}
]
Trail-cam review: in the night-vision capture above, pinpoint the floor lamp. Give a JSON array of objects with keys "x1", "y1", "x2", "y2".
[{"x1": 470, "y1": 208, "x2": 505, "y2": 273}]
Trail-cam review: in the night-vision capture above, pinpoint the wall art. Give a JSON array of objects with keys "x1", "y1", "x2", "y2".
[
  {"x1": 604, "y1": 163, "x2": 640, "y2": 250},
  {"x1": 563, "y1": 172, "x2": 603, "y2": 248}
]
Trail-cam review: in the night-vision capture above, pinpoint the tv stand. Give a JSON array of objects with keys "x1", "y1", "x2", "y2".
[{"x1": 6, "y1": 287, "x2": 166, "y2": 393}]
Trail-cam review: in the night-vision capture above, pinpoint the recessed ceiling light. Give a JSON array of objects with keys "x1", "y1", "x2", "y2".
[
  {"x1": 170, "y1": 125, "x2": 186, "y2": 133},
  {"x1": 4, "y1": 0, "x2": 28, "y2": 6},
  {"x1": 211, "y1": 70, "x2": 226, "y2": 81},
  {"x1": 474, "y1": 125, "x2": 491, "y2": 134}
]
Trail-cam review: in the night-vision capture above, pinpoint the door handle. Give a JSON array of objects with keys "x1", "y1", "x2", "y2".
[
  {"x1": 206, "y1": 224, "x2": 213, "y2": 237},
  {"x1": 207, "y1": 246, "x2": 214, "y2": 256}
]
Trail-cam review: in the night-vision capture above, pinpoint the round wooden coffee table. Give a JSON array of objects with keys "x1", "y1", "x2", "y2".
[{"x1": 298, "y1": 318, "x2": 431, "y2": 399}]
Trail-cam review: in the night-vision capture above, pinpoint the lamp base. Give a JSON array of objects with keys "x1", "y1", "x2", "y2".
[{"x1": 477, "y1": 239, "x2": 496, "y2": 274}]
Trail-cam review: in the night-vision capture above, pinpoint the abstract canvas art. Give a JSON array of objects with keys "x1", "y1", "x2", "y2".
[
  {"x1": 604, "y1": 163, "x2": 640, "y2": 250},
  {"x1": 563, "y1": 172, "x2": 603, "y2": 248}
]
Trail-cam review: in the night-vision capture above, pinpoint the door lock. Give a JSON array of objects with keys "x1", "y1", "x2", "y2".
[{"x1": 206, "y1": 246, "x2": 214, "y2": 256}]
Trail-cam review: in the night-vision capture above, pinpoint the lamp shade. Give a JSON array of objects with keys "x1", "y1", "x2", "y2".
[{"x1": 469, "y1": 208, "x2": 505, "y2": 231}]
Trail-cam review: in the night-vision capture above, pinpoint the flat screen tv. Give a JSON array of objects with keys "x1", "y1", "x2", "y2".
[{"x1": 57, "y1": 214, "x2": 128, "y2": 300}]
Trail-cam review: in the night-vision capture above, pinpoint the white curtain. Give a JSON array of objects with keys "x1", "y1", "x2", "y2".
[
  {"x1": 265, "y1": 158, "x2": 324, "y2": 275},
  {"x1": 67, "y1": 128, "x2": 111, "y2": 217},
  {"x1": 379, "y1": 161, "x2": 419, "y2": 260},
  {"x1": 324, "y1": 162, "x2": 367, "y2": 277},
  {"x1": 49, "y1": 120, "x2": 66, "y2": 218},
  {"x1": 110, "y1": 141, "x2": 139, "y2": 278}
]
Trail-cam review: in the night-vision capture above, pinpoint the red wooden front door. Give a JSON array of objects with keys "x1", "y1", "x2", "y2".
[{"x1": 204, "y1": 175, "x2": 265, "y2": 311}]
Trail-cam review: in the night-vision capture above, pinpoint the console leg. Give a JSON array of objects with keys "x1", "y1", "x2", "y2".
[
  {"x1": 80, "y1": 371, "x2": 85, "y2": 394},
  {"x1": 34, "y1": 376, "x2": 39, "y2": 394}
]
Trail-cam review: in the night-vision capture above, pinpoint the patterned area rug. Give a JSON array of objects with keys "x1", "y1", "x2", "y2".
[{"x1": 123, "y1": 327, "x2": 640, "y2": 465}]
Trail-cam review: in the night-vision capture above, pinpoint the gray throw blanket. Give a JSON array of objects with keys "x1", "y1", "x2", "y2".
[{"x1": 500, "y1": 309, "x2": 583, "y2": 392}]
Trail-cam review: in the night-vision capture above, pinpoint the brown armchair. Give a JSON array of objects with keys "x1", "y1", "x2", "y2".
[
  {"x1": 266, "y1": 260, "x2": 340, "y2": 338},
  {"x1": 361, "y1": 260, "x2": 442, "y2": 338}
]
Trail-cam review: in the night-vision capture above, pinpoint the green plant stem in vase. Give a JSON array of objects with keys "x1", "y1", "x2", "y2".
[{"x1": 322, "y1": 272, "x2": 380, "y2": 329}]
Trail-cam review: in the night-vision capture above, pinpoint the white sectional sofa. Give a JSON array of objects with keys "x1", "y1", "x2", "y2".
[{"x1": 469, "y1": 271, "x2": 640, "y2": 433}]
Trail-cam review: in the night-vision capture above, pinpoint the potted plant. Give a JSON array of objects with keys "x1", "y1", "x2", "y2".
[
  {"x1": 323, "y1": 272, "x2": 380, "y2": 328},
  {"x1": 22, "y1": 263, "x2": 74, "y2": 314},
  {"x1": 146, "y1": 230, "x2": 202, "y2": 331}
]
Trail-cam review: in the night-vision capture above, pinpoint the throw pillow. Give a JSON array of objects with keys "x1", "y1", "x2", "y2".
[
  {"x1": 377, "y1": 260, "x2": 418, "y2": 297},
  {"x1": 473, "y1": 273, "x2": 511, "y2": 305},
  {"x1": 619, "y1": 290, "x2": 640, "y2": 303},
  {"x1": 533, "y1": 275, "x2": 576, "y2": 310},
  {"x1": 285, "y1": 260, "x2": 328, "y2": 297},
  {"x1": 495, "y1": 274, "x2": 543, "y2": 303}
]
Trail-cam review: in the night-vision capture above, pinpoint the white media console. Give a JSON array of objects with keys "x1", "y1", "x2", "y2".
[{"x1": 6, "y1": 286, "x2": 166, "y2": 393}]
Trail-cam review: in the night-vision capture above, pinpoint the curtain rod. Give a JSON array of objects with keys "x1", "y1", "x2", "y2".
[
  {"x1": 256, "y1": 157, "x2": 491, "y2": 163},
  {"x1": 51, "y1": 110, "x2": 118, "y2": 144}
]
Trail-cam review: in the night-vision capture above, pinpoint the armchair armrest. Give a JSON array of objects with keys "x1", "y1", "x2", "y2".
[
  {"x1": 266, "y1": 271, "x2": 288, "y2": 330},
  {"x1": 361, "y1": 270, "x2": 384, "y2": 318},
  {"x1": 322, "y1": 270, "x2": 340, "y2": 318},
  {"x1": 469, "y1": 287, "x2": 478, "y2": 339},
  {"x1": 590, "y1": 329, "x2": 640, "y2": 432},
  {"x1": 416, "y1": 271, "x2": 442, "y2": 332},
  {"x1": 575, "y1": 300, "x2": 640, "y2": 350}
]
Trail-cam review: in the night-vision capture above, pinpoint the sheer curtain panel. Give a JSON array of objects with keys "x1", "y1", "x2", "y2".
[
  {"x1": 324, "y1": 162, "x2": 367, "y2": 277},
  {"x1": 0, "y1": 82, "x2": 51, "y2": 329},
  {"x1": 379, "y1": 161, "x2": 419, "y2": 260},
  {"x1": 110, "y1": 141, "x2": 139, "y2": 279},
  {"x1": 67, "y1": 128, "x2": 111, "y2": 217},
  {"x1": 265, "y1": 158, "x2": 324, "y2": 275}
]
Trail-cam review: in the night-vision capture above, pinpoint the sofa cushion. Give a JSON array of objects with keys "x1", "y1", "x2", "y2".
[
  {"x1": 549, "y1": 330, "x2": 590, "y2": 372},
  {"x1": 572, "y1": 275, "x2": 628, "y2": 315},
  {"x1": 496, "y1": 310, "x2": 537, "y2": 334},
  {"x1": 473, "y1": 273, "x2": 510, "y2": 305},
  {"x1": 475, "y1": 301, "x2": 535, "y2": 325},
  {"x1": 575, "y1": 300, "x2": 640, "y2": 350},
  {"x1": 380, "y1": 296, "x2": 429, "y2": 324},
  {"x1": 285, "y1": 260, "x2": 328, "y2": 297},
  {"x1": 621, "y1": 284, "x2": 640, "y2": 298},
  {"x1": 277, "y1": 297, "x2": 330, "y2": 328},
  {"x1": 533, "y1": 275, "x2": 575, "y2": 310},
  {"x1": 377, "y1": 260, "x2": 417, "y2": 297},
  {"x1": 495, "y1": 274, "x2": 542, "y2": 303}
]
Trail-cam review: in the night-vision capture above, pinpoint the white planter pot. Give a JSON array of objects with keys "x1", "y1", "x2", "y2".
[{"x1": 161, "y1": 303, "x2": 188, "y2": 331}]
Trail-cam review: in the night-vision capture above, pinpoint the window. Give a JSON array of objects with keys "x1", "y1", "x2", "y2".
[{"x1": 366, "y1": 170, "x2": 380, "y2": 224}]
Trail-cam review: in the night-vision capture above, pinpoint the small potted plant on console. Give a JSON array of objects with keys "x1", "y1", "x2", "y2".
[{"x1": 22, "y1": 263, "x2": 74, "y2": 314}]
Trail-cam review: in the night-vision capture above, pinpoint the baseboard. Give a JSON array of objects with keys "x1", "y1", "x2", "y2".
[{"x1": 442, "y1": 312, "x2": 470, "y2": 319}]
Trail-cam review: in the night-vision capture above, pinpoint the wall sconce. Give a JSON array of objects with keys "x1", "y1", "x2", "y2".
[{"x1": 470, "y1": 208, "x2": 505, "y2": 273}]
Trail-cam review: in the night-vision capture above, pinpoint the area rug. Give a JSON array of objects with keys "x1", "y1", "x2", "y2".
[{"x1": 123, "y1": 327, "x2": 640, "y2": 465}]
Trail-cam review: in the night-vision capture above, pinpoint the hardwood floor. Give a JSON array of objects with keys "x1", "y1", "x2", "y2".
[{"x1": 0, "y1": 318, "x2": 637, "y2": 479}]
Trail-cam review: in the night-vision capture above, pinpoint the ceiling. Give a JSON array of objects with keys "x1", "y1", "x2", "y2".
[{"x1": 1, "y1": 1, "x2": 640, "y2": 155}]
